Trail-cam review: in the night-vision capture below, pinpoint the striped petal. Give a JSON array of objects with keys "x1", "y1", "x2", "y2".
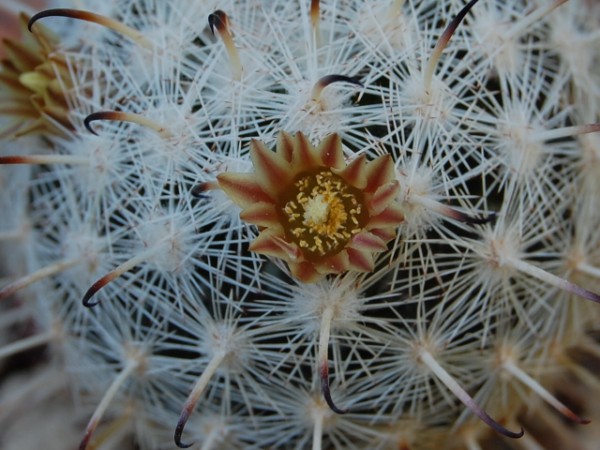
[
  {"x1": 364, "y1": 154, "x2": 395, "y2": 193},
  {"x1": 291, "y1": 131, "x2": 320, "y2": 173},
  {"x1": 316, "y1": 133, "x2": 344, "y2": 169},
  {"x1": 276, "y1": 131, "x2": 295, "y2": 163},
  {"x1": 333, "y1": 154, "x2": 367, "y2": 189},
  {"x1": 250, "y1": 138, "x2": 292, "y2": 197},
  {"x1": 369, "y1": 180, "x2": 400, "y2": 215},
  {"x1": 315, "y1": 250, "x2": 350, "y2": 275},
  {"x1": 349, "y1": 231, "x2": 388, "y2": 252},
  {"x1": 250, "y1": 230, "x2": 301, "y2": 261},
  {"x1": 289, "y1": 261, "x2": 322, "y2": 283},
  {"x1": 368, "y1": 205, "x2": 405, "y2": 229},
  {"x1": 347, "y1": 247, "x2": 375, "y2": 272},
  {"x1": 217, "y1": 173, "x2": 273, "y2": 209},
  {"x1": 240, "y1": 202, "x2": 281, "y2": 228},
  {"x1": 370, "y1": 227, "x2": 398, "y2": 243}
]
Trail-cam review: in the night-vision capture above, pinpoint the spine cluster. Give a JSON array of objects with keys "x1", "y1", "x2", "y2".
[{"x1": 0, "y1": 1, "x2": 599, "y2": 449}]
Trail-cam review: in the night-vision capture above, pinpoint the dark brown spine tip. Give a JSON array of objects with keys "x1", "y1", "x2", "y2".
[
  {"x1": 84, "y1": 113, "x2": 100, "y2": 135},
  {"x1": 0, "y1": 156, "x2": 26, "y2": 165},
  {"x1": 443, "y1": 0, "x2": 480, "y2": 41},
  {"x1": 78, "y1": 428, "x2": 93, "y2": 450},
  {"x1": 208, "y1": 10, "x2": 228, "y2": 35},
  {"x1": 174, "y1": 409, "x2": 193, "y2": 448},
  {"x1": 460, "y1": 211, "x2": 497, "y2": 225},
  {"x1": 28, "y1": 8, "x2": 85, "y2": 32},
  {"x1": 320, "y1": 365, "x2": 347, "y2": 414},
  {"x1": 472, "y1": 403, "x2": 523, "y2": 438},
  {"x1": 311, "y1": 0, "x2": 320, "y2": 17},
  {"x1": 495, "y1": 424, "x2": 524, "y2": 439},
  {"x1": 191, "y1": 182, "x2": 209, "y2": 198},
  {"x1": 84, "y1": 111, "x2": 126, "y2": 135},
  {"x1": 82, "y1": 277, "x2": 107, "y2": 307},
  {"x1": 572, "y1": 285, "x2": 600, "y2": 304},
  {"x1": 318, "y1": 74, "x2": 363, "y2": 90}
]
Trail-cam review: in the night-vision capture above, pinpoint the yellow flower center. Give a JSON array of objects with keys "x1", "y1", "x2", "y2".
[{"x1": 278, "y1": 169, "x2": 368, "y2": 260}]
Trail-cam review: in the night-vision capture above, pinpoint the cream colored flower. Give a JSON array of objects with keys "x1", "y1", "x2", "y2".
[
  {"x1": 0, "y1": 13, "x2": 72, "y2": 138},
  {"x1": 217, "y1": 132, "x2": 404, "y2": 282}
]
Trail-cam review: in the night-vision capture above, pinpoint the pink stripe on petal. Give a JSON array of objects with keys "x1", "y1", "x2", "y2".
[
  {"x1": 316, "y1": 250, "x2": 350, "y2": 274},
  {"x1": 349, "y1": 231, "x2": 388, "y2": 252},
  {"x1": 364, "y1": 154, "x2": 395, "y2": 193},
  {"x1": 333, "y1": 154, "x2": 367, "y2": 188},
  {"x1": 369, "y1": 180, "x2": 400, "y2": 215},
  {"x1": 239, "y1": 202, "x2": 281, "y2": 228},
  {"x1": 292, "y1": 131, "x2": 320, "y2": 172},
  {"x1": 250, "y1": 139, "x2": 292, "y2": 197},
  {"x1": 277, "y1": 131, "x2": 295, "y2": 163},
  {"x1": 217, "y1": 173, "x2": 273, "y2": 208},
  {"x1": 289, "y1": 261, "x2": 322, "y2": 283},
  {"x1": 347, "y1": 247, "x2": 374, "y2": 272},
  {"x1": 368, "y1": 205, "x2": 404, "y2": 229},
  {"x1": 317, "y1": 133, "x2": 344, "y2": 169},
  {"x1": 250, "y1": 231, "x2": 300, "y2": 260},
  {"x1": 370, "y1": 227, "x2": 397, "y2": 243}
]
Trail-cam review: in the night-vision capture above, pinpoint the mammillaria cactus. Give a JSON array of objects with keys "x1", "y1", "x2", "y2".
[{"x1": 1, "y1": 1, "x2": 599, "y2": 449}]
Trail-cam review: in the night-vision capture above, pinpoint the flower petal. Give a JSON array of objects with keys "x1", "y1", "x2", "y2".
[
  {"x1": 347, "y1": 247, "x2": 375, "y2": 272},
  {"x1": 349, "y1": 231, "x2": 388, "y2": 252},
  {"x1": 370, "y1": 227, "x2": 397, "y2": 243},
  {"x1": 364, "y1": 154, "x2": 395, "y2": 193},
  {"x1": 217, "y1": 173, "x2": 273, "y2": 209},
  {"x1": 291, "y1": 131, "x2": 320, "y2": 173},
  {"x1": 368, "y1": 204, "x2": 404, "y2": 229},
  {"x1": 316, "y1": 133, "x2": 344, "y2": 169},
  {"x1": 333, "y1": 154, "x2": 367, "y2": 189},
  {"x1": 239, "y1": 202, "x2": 282, "y2": 228},
  {"x1": 276, "y1": 131, "x2": 295, "y2": 163},
  {"x1": 289, "y1": 261, "x2": 322, "y2": 283},
  {"x1": 369, "y1": 180, "x2": 400, "y2": 215},
  {"x1": 315, "y1": 250, "x2": 350, "y2": 275},
  {"x1": 250, "y1": 230, "x2": 301, "y2": 261},
  {"x1": 250, "y1": 138, "x2": 292, "y2": 197}
]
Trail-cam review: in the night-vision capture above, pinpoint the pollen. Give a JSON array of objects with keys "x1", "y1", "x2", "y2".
[{"x1": 279, "y1": 169, "x2": 367, "y2": 260}]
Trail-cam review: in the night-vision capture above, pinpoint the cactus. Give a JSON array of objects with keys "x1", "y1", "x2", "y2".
[{"x1": 1, "y1": 1, "x2": 599, "y2": 449}]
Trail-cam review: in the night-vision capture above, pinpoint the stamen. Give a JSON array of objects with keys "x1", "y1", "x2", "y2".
[
  {"x1": 310, "y1": 0, "x2": 321, "y2": 46},
  {"x1": 419, "y1": 349, "x2": 524, "y2": 439},
  {"x1": 0, "y1": 155, "x2": 88, "y2": 165},
  {"x1": 208, "y1": 10, "x2": 242, "y2": 80},
  {"x1": 84, "y1": 111, "x2": 172, "y2": 139},
  {"x1": 174, "y1": 350, "x2": 227, "y2": 448},
  {"x1": 28, "y1": 9, "x2": 152, "y2": 49},
  {"x1": 82, "y1": 246, "x2": 162, "y2": 307},
  {"x1": 506, "y1": 257, "x2": 600, "y2": 304},
  {"x1": 318, "y1": 305, "x2": 347, "y2": 414},
  {"x1": 424, "y1": 0, "x2": 480, "y2": 93},
  {"x1": 311, "y1": 75, "x2": 363, "y2": 102},
  {"x1": 531, "y1": 123, "x2": 600, "y2": 142},
  {"x1": 78, "y1": 359, "x2": 139, "y2": 450},
  {"x1": 0, "y1": 330, "x2": 54, "y2": 360},
  {"x1": 0, "y1": 258, "x2": 79, "y2": 301},
  {"x1": 502, "y1": 361, "x2": 590, "y2": 424}
]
